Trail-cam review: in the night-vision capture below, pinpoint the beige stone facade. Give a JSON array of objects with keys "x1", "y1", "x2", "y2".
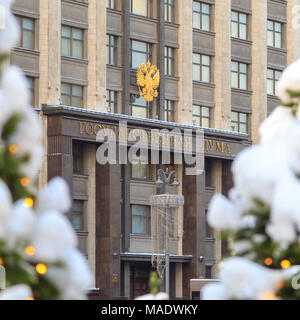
[{"x1": 10, "y1": 0, "x2": 296, "y2": 300}]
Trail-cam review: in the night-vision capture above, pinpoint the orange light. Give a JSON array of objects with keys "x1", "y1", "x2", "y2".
[
  {"x1": 276, "y1": 281, "x2": 284, "y2": 290},
  {"x1": 0, "y1": 258, "x2": 3, "y2": 266},
  {"x1": 23, "y1": 198, "x2": 34, "y2": 208},
  {"x1": 264, "y1": 258, "x2": 273, "y2": 266},
  {"x1": 35, "y1": 264, "x2": 47, "y2": 275},
  {"x1": 25, "y1": 246, "x2": 35, "y2": 256},
  {"x1": 26, "y1": 297, "x2": 35, "y2": 301},
  {"x1": 20, "y1": 177, "x2": 29, "y2": 187},
  {"x1": 8, "y1": 144, "x2": 18, "y2": 155},
  {"x1": 260, "y1": 291, "x2": 277, "y2": 300},
  {"x1": 281, "y1": 260, "x2": 291, "y2": 269}
]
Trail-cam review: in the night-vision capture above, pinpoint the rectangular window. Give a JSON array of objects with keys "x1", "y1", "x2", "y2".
[
  {"x1": 231, "y1": 111, "x2": 248, "y2": 134},
  {"x1": 193, "y1": 53, "x2": 211, "y2": 82},
  {"x1": 164, "y1": 100, "x2": 175, "y2": 122},
  {"x1": 131, "y1": 205, "x2": 151, "y2": 235},
  {"x1": 267, "y1": 20, "x2": 282, "y2": 48},
  {"x1": 231, "y1": 11, "x2": 247, "y2": 40},
  {"x1": 26, "y1": 76, "x2": 35, "y2": 107},
  {"x1": 72, "y1": 200, "x2": 84, "y2": 231},
  {"x1": 131, "y1": 40, "x2": 152, "y2": 69},
  {"x1": 205, "y1": 266, "x2": 212, "y2": 279},
  {"x1": 130, "y1": 0, "x2": 151, "y2": 17},
  {"x1": 131, "y1": 95, "x2": 150, "y2": 118},
  {"x1": 106, "y1": 0, "x2": 115, "y2": 9},
  {"x1": 192, "y1": 105, "x2": 210, "y2": 128},
  {"x1": 61, "y1": 83, "x2": 83, "y2": 108},
  {"x1": 106, "y1": 90, "x2": 117, "y2": 113},
  {"x1": 231, "y1": 61, "x2": 247, "y2": 90},
  {"x1": 164, "y1": 46, "x2": 175, "y2": 76},
  {"x1": 15, "y1": 16, "x2": 34, "y2": 49},
  {"x1": 61, "y1": 25, "x2": 83, "y2": 58},
  {"x1": 205, "y1": 209, "x2": 213, "y2": 238},
  {"x1": 165, "y1": 0, "x2": 175, "y2": 22},
  {"x1": 106, "y1": 35, "x2": 117, "y2": 65},
  {"x1": 267, "y1": 69, "x2": 282, "y2": 95},
  {"x1": 73, "y1": 142, "x2": 84, "y2": 175},
  {"x1": 132, "y1": 162, "x2": 150, "y2": 180},
  {"x1": 193, "y1": 1, "x2": 210, "y2": 31}
]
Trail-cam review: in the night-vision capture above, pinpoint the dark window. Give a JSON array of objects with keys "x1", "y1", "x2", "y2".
[
  {"x1": 231, "y1": 11, "x2": 247, "y2": 40},
  {"x1": 193, "y1": 53, "x2": 210, "y2": 82},
  {"x1": 131, "y1": 205, "x2": 151, "y2": 235},
  {"x1": 165, "y1": 0, "x2": 175, "y2": 22},
  {"x1": 106, "y1": 35, "x2": 117, "y2": 65},
  {"x1": 106, "y1": 90, "x2": 117, "y2": 113},
  {"x1": 72, "y1": 200, "x2": 84, "y2": 231},
  {"x1": 267, "y1": 20, "x2": 282, "y2": 48},
  {"x1": 231, "y1": 111, "x2": 248, "y2": 134},
  {"x1": 15, "y1": 16, "x2": 34, "y2": 49},
  {"x1": 61, "y1": 83, "x2": 83, "y2": 108},
  {"x1": 267, "y1": 69, "x2": 282, "y2": 95},
  {"x1": 164, "y1": 46, "x2": 175, "y2": 76},
  {"x1": 26, "y1": 76, "x2": 35, "y2": 107},
  {"x1": 164, "y1": 100, "x2": 175, "y2": 122},
  {"x1": 231, "y1": 61, "x2": 247, "y2": 90},
  {"x1": 61, "y1": 25, "x2": 83, "y2": 58},
  {"x1": 193, "y1": 1, "x2": 210, "y2": 31},
  {"x1": 205, "y1": 266, "x2": 212, "y2": 279},
  {"x1": 73, "y1": 142, "x2": 84, "y2": 174},
  {"x1": 205, "y1": 209, "x2": 213, "y2": 238},
  {"x1": 131, "y1": 40, "x2": 152, "y2": 69},
  {"x1": 192, "y1": 105, "x2": 210, "y2": 128}
]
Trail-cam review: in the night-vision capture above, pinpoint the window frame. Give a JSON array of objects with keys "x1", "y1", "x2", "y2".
[
  {"x1": 130, "y1": 40, "x2": 152, "y2": 69},
  {"x1": 130, "y1": 94, "x2": 151, "y2": 118},
  {"x1": 267, "y1": 68, "x2": 282, "y2": 96},
  {"x1": 193, "y1": 53, "x2": 211, "y2": 83},
  {"x1": 106, "y1": 0, "x2": 116, "y2": 9},
  {"x1": 61, "y1": 82, "x2": 84, "y2": 108},
  {"x1": 164, "y1": 100, "x2": 175, "y2": 122},
  {"x1": 15, "y1": 15, "x2": 35, "y2": 50},
  {"x1": 106, "y1": 89, "x2": 117, "y2": 113},
  {"x1": 106, "y1": 34, "x2": 117, "y2": 65},
  {"x1": 267, "y1": 20, "x2": 282, "y2": 48},
  {"x1": 72, "y1": 200, "x2": 85, "y2": 232},
  {"x1": 61, "y1": 25, "x2": 84, "y2": 59},
  {"x1": 164, "y1": 46, "x2": 175, "y2": 76},
  {"x1": 131, "y1": 205, "x2": 151, "y2": 236},
  {"x1": 164, "y1": 0, "x2": 175, "y2": 23},
  {"x1": 231, "y1": 10, "x2": 248, "y2": 40},
  {"x1": 231, "y1": 111, "x2": 248, "y2": 134},
  {"x1": 231, "y1": 61, "x2": 248, "y2": 90},
  {"x1": 130, "y1": 0, "x2": 152, "y2": 17},
  {"x1": 192, "y1": 1, "x2": 210, "y2": 31},
  {"x1": 192, "y1": 105, "x2": 210, "y2": 128}
]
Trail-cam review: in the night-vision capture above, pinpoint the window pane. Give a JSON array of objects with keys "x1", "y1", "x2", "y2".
[
  {"x1": 193, "y1": 1, "x2": 200, "y2": 12},
  {"x1": 239, "y1": 63, "x2": 247, "y2": 74},
  {"x1": 61, "y1": 95, "x2": 71, "y2": 106},
  {"x1": 62, "y1": 26, "x2": 71, "y2": 37},
  {"x1": 132, "y1": 205, "x2": 149, "y2": 234},
  {"x1": 72, "y1": 28, "x2": 83, "y2": 40},
  {"x1": 193, "y1": 105, "x2": 201, "y2": 115},
  {"x1": 202, "y1": 66, "x2": 210, "y2": 82},
  {"x1": 232, "y1": 11, "x2": 238, "y2": 22},
  {"x1": 72, "y1": 96, "x2": 82, "y2": 108},
  {"x1": 23, "y1": 18, "x2": 34, "y2": 30},
  {"x1": 23, "y1": 30, "x2": 33, "y2": 49},
  {"x1": 72, "y1": 40, "x2": 83, "y2": 58},
  {"x1": 275, "y1": 71, "x2": 282, "y2": 81},
  {"x1": 231, "y1": 61, "x2": 238, "y2": 72},
  {"x1": 202, "y1": 4, "x2": 210, "y2": 14},
  {"x1": 232, "y1": 22, "x2": 238, "y2": 38},
  {"x1": 239, "y1": 24, "x2": 247, "y2": 40},
  {"x1": 275, "y1": 33, "x2": 281, "y2": 48},
  {"x1": 72, "y1": 85, "x2": 83, "y2": 97},
  {"x1": 267, "y1": 20, "x2": 274, "y2": 30},
  {"x1": 132, "y1": 106, "x2": 147, "y2": 118},
  {"x1": 240, "y1": 13, "x2": 247, "y2": 24},
  {"x1": 132, "y1": 163, "x2": 148, "y2": 179},
  {"x1": 240, "y1": 74, "x2": 247, "y2": 89},
  {"x1": 193, "y1": 53, "x2": 200, "y2": 64},
  {"x1": 61, "y1": 38, "x2": 71, "y2": 56},
  {"x1": 267, "y1": 31, "x2": 274, "y2": 46},
  {"x1": 193, "y1": 13, "x2": 200, "y2": 29},
  {"x1": 267, "y1": 79, "x2": 274, "y2": 95},
  {"x1": 231, "y1": 72, "x2": 238, "y2": 88},
  {"x1": 202, "y1": 106, "x2": 210, "y2": 117},
  {"x1": 132, "y1": 0, "x2": 147, "y2": 16},
  {"x1": 61, "y1": 83, "x2": 71, "y2": 95},
  {"x1": 240, "y1": 123, "x2": 247, "y2": 134},
  {"x1": 193, "y1": 65, "x2": 201, "y2": 81},
  {"x1": 202, "y1": 118, "x2": 210, "y2": 128},
  {"x1": 239, "y1": 113, "x2": 247, "y2": 123},
  {"x1": 202, "y1": 55, "x2": 210, "y2": 66},
  {"x1": 275, "y1": 22, "x2": 281, "y2": 32},
  {"x1": 267, "y1": 69, "x2": 273, "y2": 79},
  {"x1": 132, "y1": 40, "x2": 147, "y2": 52},
  {"x1": 231, "y1": 112, "x2": 238, "y2": 122},
  {"x1": 202, "y1": 14, "x2": 210, "y2": 31}
]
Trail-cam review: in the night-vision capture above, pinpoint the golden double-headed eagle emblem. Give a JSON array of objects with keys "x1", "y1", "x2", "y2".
[{"x1": 136, "y1": 61, "x2": 160, "y2": 102}]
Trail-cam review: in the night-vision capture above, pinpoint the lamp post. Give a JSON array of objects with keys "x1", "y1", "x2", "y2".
[{"x1": 156, "y1": 168, "x2": 180, "y2": 296}]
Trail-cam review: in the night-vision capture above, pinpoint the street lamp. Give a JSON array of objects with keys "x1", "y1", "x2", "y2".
[{"x1": 155, "y1": 168, "x2": 180, "y2": 296}]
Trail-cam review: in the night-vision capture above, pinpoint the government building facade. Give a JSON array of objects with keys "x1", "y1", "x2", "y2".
[{"x1": 10, "y1": 0, "x2": 299, "y2": 299}]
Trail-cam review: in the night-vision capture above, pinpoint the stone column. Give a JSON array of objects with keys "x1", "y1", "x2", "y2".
[
  {"x1": 287, "y1": 0, "x2": 300, "y2": 64},
  {"x1": 87, "y1": 0, "x2": 106, "y2": 111},
  {"x1": 177, "y1": 0, "x2": 193, "y2": 125},
  {"x1": 211, "y1": 160, "x2": 222, "y2": 278},
  {"x1": 251, "y1": 0, "x2": 268, "y2": 144},
  {"x1": 214, "y1": 0, "x2": 231, "y2": 131}
]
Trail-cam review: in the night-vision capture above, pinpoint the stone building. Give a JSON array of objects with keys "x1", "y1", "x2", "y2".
[{"x1": 10, "y1": 0, "x2": 299, "y2": 299}]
